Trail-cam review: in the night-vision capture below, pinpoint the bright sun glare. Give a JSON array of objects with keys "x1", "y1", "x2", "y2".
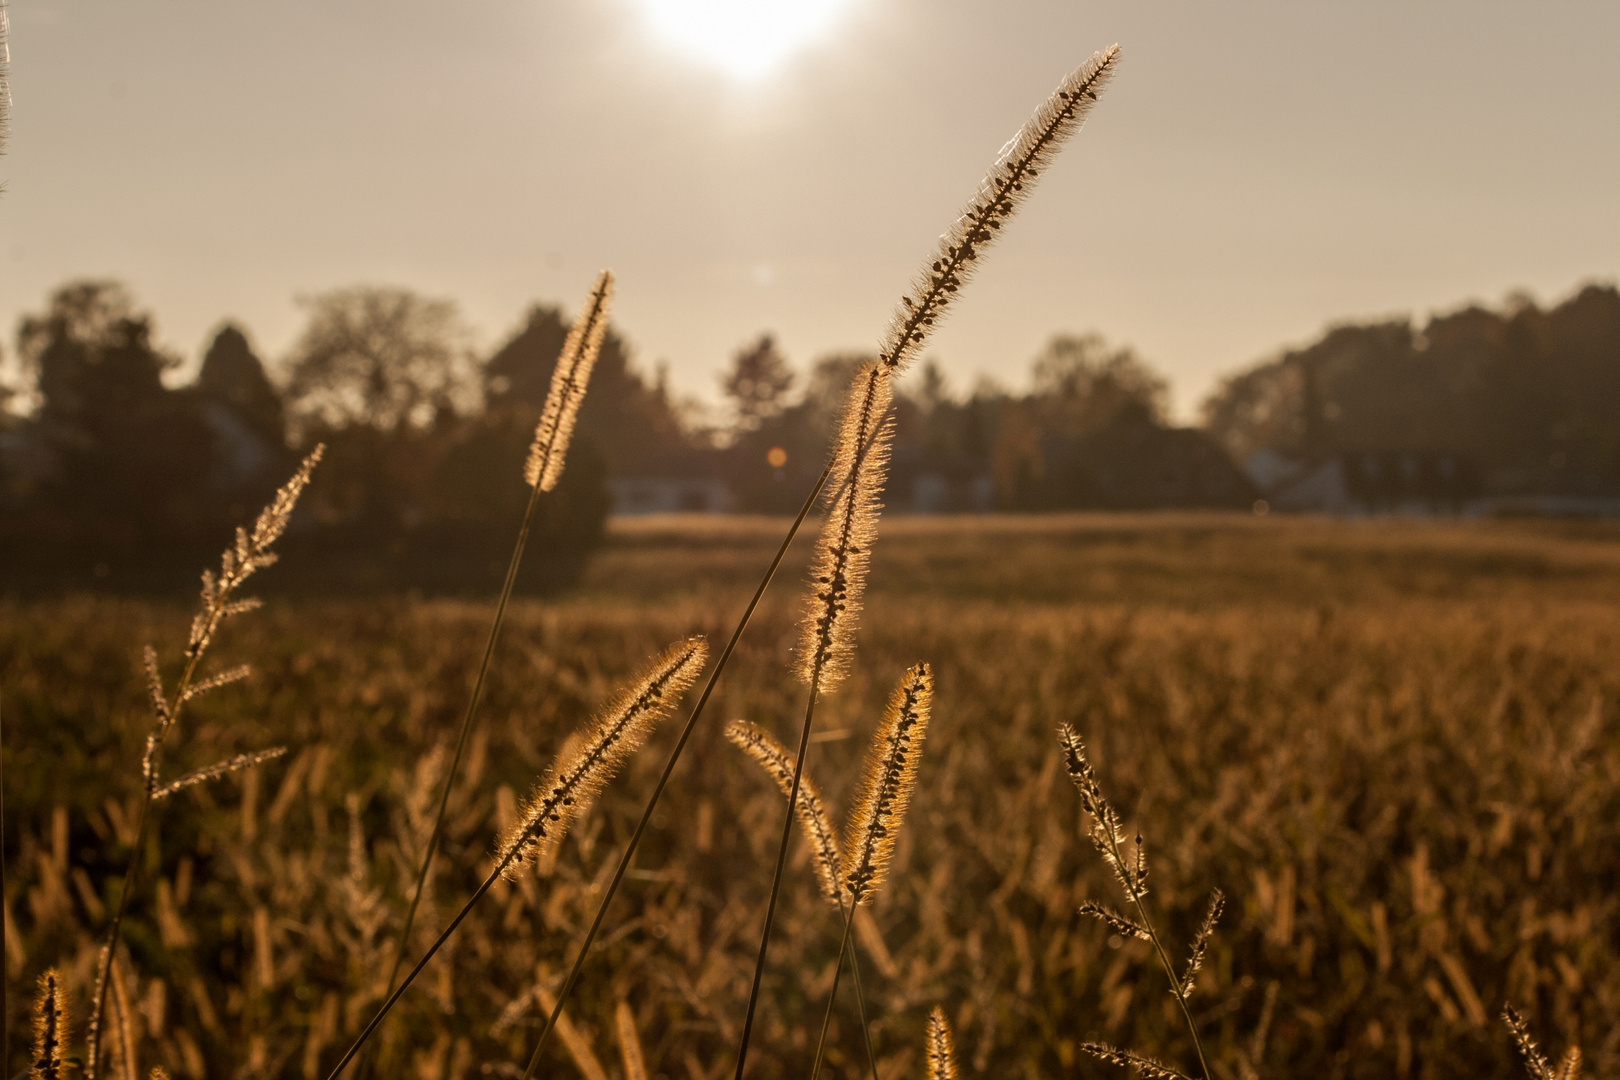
[{"x1": 631, "y1": 0, "x2": 855, "y2": 80}]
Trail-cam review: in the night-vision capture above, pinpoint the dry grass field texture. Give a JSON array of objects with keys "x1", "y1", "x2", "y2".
[
  {"x1": 3, "y1": 36, "x2": 1616, "y2": 1080},
  {"x1": 5, "y1": 511, "x2": 1619, "y2": 1079}
]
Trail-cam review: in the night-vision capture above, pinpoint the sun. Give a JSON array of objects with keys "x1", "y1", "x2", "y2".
[{"x1": 630, "y1": 0, "x2": 856, "y2": 80}]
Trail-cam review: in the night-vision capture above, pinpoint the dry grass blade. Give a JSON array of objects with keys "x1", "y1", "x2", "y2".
[
  {"x1": 615, "y1": 1000, "x2": 648, "y2": 1080},
  {"x1": 532, "y1": 979, "x2": 610, "y2": 1080},
  {"x1": 842, "y1": 663, "x2": 932, "y2": 906},
  {"x1": 925, "y1": 1007, "x2": 957, "y2": 1080},
  {"x1": 877, "y1": 45, "x2": 1120, "y2": 374},
  {"x1": 525, "y1": 270, "x2": 613, "y2": 491},
  {"x1": 799, "y1": 363, "x2": 893, "y2": 695},
  {"x1": 110, "y1": 955, "x2": 137, "y2": 1080},
  {"x1": 34, "y1": 969, "x2": 67, "y2": 1080},
  {"x1": 726, "y1": 720, "x2": 844, "y2": 905},
  {"x1": 154, "y1": 747, "x2": 289, "y2": 801},
  {"x1": 1082, "y1": 1043, "x2": 1191, "y2": 1080},
  {"x1": 496, "y1": 637, "x2": 708, "y2": 876},
  {"x1": 1180, "y1": 889, "x2": 1225, "y2": 996}
]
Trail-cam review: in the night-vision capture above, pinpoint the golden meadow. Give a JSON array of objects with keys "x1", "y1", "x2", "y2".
[
  {"x1": 2, "y1": 44, "x2": 1612, "y2": 1080},
  {"x1": 5, "y1": 512, "x2": 1617, "y2": 1079}
]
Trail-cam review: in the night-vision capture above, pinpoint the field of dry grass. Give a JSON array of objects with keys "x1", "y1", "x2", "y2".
[{"x1": 4, "y1": 512, "x2": 1618, "y2": 1080}]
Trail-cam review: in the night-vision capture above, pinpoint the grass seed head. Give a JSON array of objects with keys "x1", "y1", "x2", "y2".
[
  {"x1": 877, "y1": 45, "x2": 1119, "y2": 374},
  {"x1": 725, "y1": 719, "x2": 844, "y2": 906},
  {"x1": 841, "y1": 662, "x2": 933, "y2": 906},
  {"x1": 926, "y1": 1006, "x2": 958, "y2": 1080},
  {"x1": 526, "y1": 270, "x2": 614, "y2": 491},
  {"x1": 34, "y1": 968, "x2": 67, "y2": 1080},
  {"x1": 497, "y1": 636, "x2": 707, "y2": 877},
  {"x1": 799, "y1": 363, "x2": 893, "y2": 694}
]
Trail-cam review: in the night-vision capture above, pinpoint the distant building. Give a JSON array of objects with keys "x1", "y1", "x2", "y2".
[
  {"x1": 610, "y1": 448, "x2": 732, "y2": 514},
  {"x1": 1252, "y1": 450, "x2": 1480, "y2": 513},
  {"x1": 888, "y1": 445, "x2": 996, "y2": 513},
  {"x1": 1025, "y1": 421, "x2": 1256, "y2": 510}
]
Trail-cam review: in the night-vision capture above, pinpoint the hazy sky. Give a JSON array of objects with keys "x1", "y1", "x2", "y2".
[{"x1": 2, "y1": 0, "x2": 1617, "y2": 419}]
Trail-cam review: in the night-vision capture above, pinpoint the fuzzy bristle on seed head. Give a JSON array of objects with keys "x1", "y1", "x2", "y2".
[
  {"x1": 841, "y1": 663, "x2": 933, "y2": 906},
  {"x1": 526, "y1": 270, "x2": 614, "y2": 491},
  {"x1": 34, "y1": 968, "x2": 67, "y2": 1080},
  {"x1": 926, "y1": 1006, "x2": 958, "y2": 1080},
  {"x1": 1080, "y1": 1042, "x2": 1190, "y2": 1080},
  {"x1": 725, "y1": 720, "x2": 844, "y2": 906},
  {"x1": 877, "y1": 46, "x2": 1118, "y2": 374},
  {"x1": 1180, "y1": 888, "x2": 1225, "y2": 997},
  {"x1": 496, "y1": 636, "x2": 706, "y2": 878},
  {"x1": 798, "y1": 363, "x2": 893, "y2": 694}
]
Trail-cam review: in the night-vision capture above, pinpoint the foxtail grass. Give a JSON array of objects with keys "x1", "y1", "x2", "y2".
[
  {"x1": 370, "y1": 271, "x2": 613, "y2": 1078},
  {"x1": 86, "y1": 447, "x2": 320, "y2": 1079},
  {"x1": 514, "y1": 50, "x2": 1120, "y2": 1080},
  {"x1": 516, "y1": 459, "x2": 835, "y2": 1080},
  {"x1": 925, "y1": 1007, "x2": 957, "y2": 1080},
  {"x1": 1503, "y1": 1006, "x2": 1582, "y2": 1080},
  {"x1": 725, "y1": 720, "x2": 880, "y2": 1080},
  {"x1": 496, "y1": 636, "x2": 708, "y2": 875},
  {"x1": 877, "y1": 45, "x2": 1118, "y2": 375},
  {"x1": 736, "y1": 364, "x2": 894, "y2": 1080},
  {"x1": 809, "y1": 665, "x2": 932, "y2": 1080},
  {"x1": 1061, "y1": 725, "x2": 1218, "y2": 1080},
  {"x1": 34, "y1": 969, "x2": 66, "y2": 1080},
  {"x1": 324, "y1": 635, "x2": 707, "y2": 1079}
]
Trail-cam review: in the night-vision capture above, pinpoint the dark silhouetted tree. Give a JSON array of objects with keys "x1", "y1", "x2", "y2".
[
  {"x1": 198, "y1": 324, "x2": 286, "y2": 449},
  {"x1": 282, "y1": 287, "x2": 476, "y2": 432},
  {"x1": 15, "y1": 280, "x2": 216, "y2": 547},
  {"x1": 721, "y1": 334, "x2": 794, "y2": 433}
]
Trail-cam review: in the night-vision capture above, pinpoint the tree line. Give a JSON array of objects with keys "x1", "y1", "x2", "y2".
[{"x1": 3, "y1": 277, "x2": 1617, "y2": 591}]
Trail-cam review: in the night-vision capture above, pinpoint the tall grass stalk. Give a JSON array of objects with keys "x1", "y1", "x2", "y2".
[
  {"x1": 726, "y1": 720, "x2": 881, "y2": 1080},
  {"x1": 735, "y1": 363, "x2": 893, "y2": 1080},
  {"x1": 1061, "y1": 725, "x2": 1215, "y2": 1080},
  {"x1": 85, "y1": 447, "x2": 321, "y2": 1079},
  {"x1": 809, "y1": 664, "x2": 931, "y2": 1080},
  {"x1": 515, "y1": 458, "x2": 835, "y2": 1080},
  {"x1": 372, "y1": 271, "x2": 613, "y2": 1056},
  {"x1": 325, "y1": 637, "x2": 706, "y2": 1080},
  {"x1": 515, "y1": 48, "x2": 1120, "y2": 1079}
]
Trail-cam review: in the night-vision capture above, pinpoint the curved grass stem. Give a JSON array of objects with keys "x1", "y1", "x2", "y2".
[
  {"x1": 809, "y1": 902, "x2": 860, "y2": 1080},
  {"x1": 516, "y1": 458, "x2": 833, "y2": 1080},
  {"x1": 360, "y1": 477, "x2": 547, "y2": 1079}
]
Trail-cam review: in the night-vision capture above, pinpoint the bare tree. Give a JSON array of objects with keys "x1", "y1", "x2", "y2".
[{"x1": 282, "y1": 287, "x2": 477, "y2": 432}]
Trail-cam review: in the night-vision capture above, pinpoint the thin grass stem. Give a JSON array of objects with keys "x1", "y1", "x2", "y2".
[
  {"x1": 516, "y1": 458, "x2": 834, "y2": 1080},
  {"x1": 810, "y1": 902, "x2": 860, "y2": 1080},
  {"x1": 844, "y1": 910, "x2": 881, "y2": 1080},
  {"x1": 325, "y1": 851, "x2": 512, "y2": 1080},
  {"x1": 732, "y1": 676, "x2": 822, "y2": 1080},
  {"x1": 1102, "y1": 823, "x2": 1212, "y2": 1080},
  {"x1": 367, "y1": 474, "x2": 547, "y2": 1059}
]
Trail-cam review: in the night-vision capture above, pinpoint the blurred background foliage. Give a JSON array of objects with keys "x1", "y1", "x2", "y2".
[{"x1": 3, "y1": 278, "x2": 1620, "y2": 596}]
